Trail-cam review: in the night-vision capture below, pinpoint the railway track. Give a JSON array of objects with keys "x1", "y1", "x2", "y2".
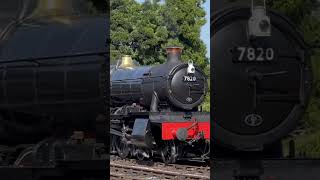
[{"x1": 110, "y1": 156, "x2": 210, "y2": 180}]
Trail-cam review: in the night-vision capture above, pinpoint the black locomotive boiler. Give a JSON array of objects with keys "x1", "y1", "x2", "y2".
[
  {"x1": 211, "y1": 4, "x2": 313, "y2": 157},
  {"x1": 0, "y1": 0, "x2": 108, "y2": 171},
  {"x1": 110, "y1": 47, "x2": 210, "y2": 164}
]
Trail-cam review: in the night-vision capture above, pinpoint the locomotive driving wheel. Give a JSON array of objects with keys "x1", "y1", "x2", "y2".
[
  {"x1": 161, "y1": 141, "x2": 177, "y2": 164},
  {"x1": 110, "y1": 135, "x2": 118, "y2": 154},
  {"x1": 116, "y1": 136, "x2": 129, "y2": 159}
]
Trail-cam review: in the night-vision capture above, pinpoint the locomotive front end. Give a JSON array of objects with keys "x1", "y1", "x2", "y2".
[
  {"x1": 164, "y1": 47, "x2": 208, "y2": 110},
  {"x1": 211, "y1": 5, "x2": 313, "y2": 155}
]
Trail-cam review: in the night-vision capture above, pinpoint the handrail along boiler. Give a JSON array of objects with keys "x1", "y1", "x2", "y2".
[{"x1": 110, "y1": 47, "x2": 210, "y2": 163}]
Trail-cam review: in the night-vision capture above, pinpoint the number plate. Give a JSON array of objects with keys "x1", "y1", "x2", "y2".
[
  {"x1": 233, "y1": 47, "x2": 276, "y2": 62},
  {"x1": 183, "y1": 76, "x2": 197, "y2": 82}
]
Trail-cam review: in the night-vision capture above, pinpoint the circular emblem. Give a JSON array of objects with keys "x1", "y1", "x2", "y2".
[
  {"x1": 186, "y1": 97, "x2": 193, "y2": 103},
  {"x1": 244, "y1": 114, "x2": 263, "y2": 127}
]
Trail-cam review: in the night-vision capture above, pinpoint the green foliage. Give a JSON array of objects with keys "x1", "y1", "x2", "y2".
[
  {"x1": 110, "y1": 0, "x2": 168, "y2": 65},
  {"x1": 202, "y1": 74, "x2": 210, "y2": 112},
  {"x1": 162, "y1": 0, "x2": 208, "y2": 68},
  {"x1": 283, "y1": 130, "x2": 320, "y2": 158},
  {"x1": 267, "y1": 0, "x2": 317, "y2": 24},
  {"x1": 301, "y1": 16, "x2": 320, "y2": 46},
  {"x1": 110, "y1": 0, "x2": 208, "y2": 69}
]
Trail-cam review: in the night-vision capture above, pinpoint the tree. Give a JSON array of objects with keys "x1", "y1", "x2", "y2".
[
  {"x1": 110, "y1": 0, "x2": 208, "y2": 68},
  {"x1": 267, "y1": 0, "x2": 317, "y2": 24},
  {"x1": 131, "y1": 0, "x2": 169, "y2": 65},
  {"x1": 110, "y1": 0, "x2": 169, "y2": 65},
  {"x1": 162, "y1": 0, "x2": 208, "y2": 69}
]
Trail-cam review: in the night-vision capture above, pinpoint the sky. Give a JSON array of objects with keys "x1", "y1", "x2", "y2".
[
  {"x1": 136, "y1": 0, "x2": 210, "y2": 58},
  {"x1": 201, "y1": 0, "x2": 210, "y2": 58}
]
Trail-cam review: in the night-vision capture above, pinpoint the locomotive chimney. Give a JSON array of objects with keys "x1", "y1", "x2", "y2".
[{"x1": 166, "y1": 47, "x2": 183, "y2": 63}]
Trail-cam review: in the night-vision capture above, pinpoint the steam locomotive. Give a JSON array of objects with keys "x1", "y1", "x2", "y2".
[
  {"x1": 110, "y1": 47, "x2": 210, "y2": 164},
  {"x1": 211, "y1": 4, "x2": 313, "y2": 158},
  {"x1": 0, "y1": 1, "x2": 108, "y2": 177}
]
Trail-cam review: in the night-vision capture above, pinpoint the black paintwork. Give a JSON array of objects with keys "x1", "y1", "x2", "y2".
[
  {"x1": 110, "y1": 55, "x2": 208, "y2": 111},
  {"x1": 0, "y1": 15, "x2": 108, "y2": 145}
]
